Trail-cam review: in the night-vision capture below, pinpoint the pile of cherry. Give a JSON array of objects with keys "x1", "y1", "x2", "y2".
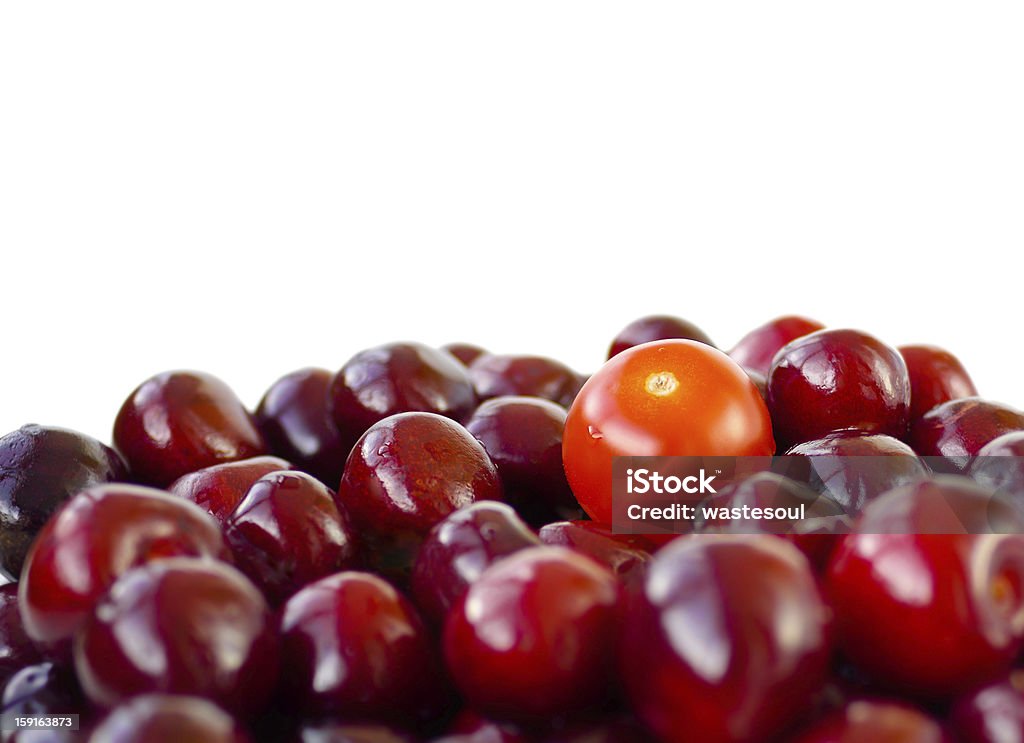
[{"x1": 1, "y1": 315, "x2": 1024, "y2": 743}]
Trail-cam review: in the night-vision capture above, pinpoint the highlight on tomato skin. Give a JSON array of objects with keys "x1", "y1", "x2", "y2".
[{"x1": 562, "y1": 339, "x2": 776, "y2": 524}]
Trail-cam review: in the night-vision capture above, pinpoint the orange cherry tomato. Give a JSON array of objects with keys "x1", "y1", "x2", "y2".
[{"x1": 563, "y1": 340, "x2": 775, "y2": 523}]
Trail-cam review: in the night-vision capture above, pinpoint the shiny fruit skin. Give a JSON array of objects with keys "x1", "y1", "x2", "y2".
[
  {"x1": 950, "y1": 671, "x2": 1024, "y2": 743},
  {"x1": 620, "y1": 535, "x2": 832, "y2": 743},
  {"x1": 329, "y1": 342, "x2": 476, "y2": 435},
  {"x1": 410, "y1": 501, "x2": 540, "y2": 625},
  {"x1": 443, "y1": 546, "x2": 620, "y2": 724},
  {"x1": 790, "y1": 700, "x2": 950, "y2": 743},
  {"x1": 294, "y1": 722, "x2": 421, "y2": 743},
  {"x1": 728, "y1": 315, "x2": 824, "y2": 377},
  {"x1": 909, "y1": 397, "x2": 1024, "y2": 469},
  {"x1": 167, "y1": 455, "x2": 293, "y2": 526},
  {"x1": 0, "y1": 424, "x2": 127, "y2": 581},
  {"x1": 970, "y1": 431, "x2": 1024, "y2": 499},
  {"x1": 19, "y1": 484, "x2": 226, "y2": 646},
  {"x1": 278, "y1": 571, "x2": 447, "y2": 725},
  {"x1": 443, "y1": 343, "x2": 488, "y2": 367},
  {"x1": 825, "y1": 479, "x2": 1024, "y2": 698},
  {"x1": 74, "y1": 557, "x2": 278, "y2": 714},
  {"x1": 89, "y1": 694, "x2": 252, "y2": 743},
  {"x1": 538, "y1": 520, "x2": 652, "y2": 582},
  {"x1": 899, "y1": 344, "x2": 978, "y2": 423},
  {"x1": 563, "y1": 340, "x2": 774, "y2": 524},
  {"x1": 113, "y1": 371, "x2": 267, "y2": 487},
  {"x1": 607, "y1": 315, "x2": 714, "y2": 359},
  {"x1": 767, "y1": 329, "x2": 911, "y2": 449},
  {"x1": 468, "y1": 355, "x2": 583, "y2": 409},
  {"x1": 256, "y1": 367, "x2": 354, "y2": 486}
]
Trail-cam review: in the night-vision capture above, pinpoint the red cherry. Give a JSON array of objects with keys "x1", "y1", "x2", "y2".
[
  {"x1": 468, "y1": 355, "x2": 584, "y2": 409},
  {"x1": 790, "y1": 700, "x2": 950, "y2": 743},
  {"x1": 167, "y1": 455, "x2": 293, "y2": 525},
  {"x1": 621, "y1": 535, "x2": 831, "y2": 743},
  {"x1": 537, "y1": 521, "x2": 652, "y2": 581},
  {"x1": 74, "y1": 558, "x2": 278, "y2": 714},
  {"x1": 608, "y1": 315, "x2": 714, "y2": 359},
  {"x1": 909, "y1": 398, "x2": 1024, "y2": 470},
  {"x1": 950, "y1": 670, "x2": 1024, "y2": 743},
  {"x1": 443, "y1": 546, "x2": 620, "y2": 724},
  {"x1": 443, "y1": 343, "x2": 489, "y2": 367},
  {"x1": 826, "y1": 478, "x2": 1024, "y2": 698},
  {"x1": 113, "y1": 371, "x2": 267, "y2": 486},
  {"x1": 970, "y1": 431, "x2": 1024, "y2": 498},
  {"x1": 19, "y1": 484, "x2": 226, "y2": 646},
  {"x1": 294, "y1": 722, "x2": 420, "y2": 743},
  {"x1": 728, "y1": 315, "x2": 824, "y2": 377},
  {"x1": 899, "y1": 344, "x2": 978, "y2": 423},
  {"x1": 90, "y1": 694, "x2": 252, "y2": 743}
]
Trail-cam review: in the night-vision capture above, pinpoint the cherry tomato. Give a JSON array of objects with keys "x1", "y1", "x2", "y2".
[{"x1": 563, "y1": 340, "x2": 775, "y2": 523}]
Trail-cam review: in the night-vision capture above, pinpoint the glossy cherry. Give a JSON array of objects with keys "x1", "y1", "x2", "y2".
[
  {"x1": 538, "y1": 521, "x2": 652, "y2": 582},
  {"x1": 825, "y1": 478, "x2": 1024, "y2": 698},
  {"x1": 0, "y1": 584, "x2": 40, "y2": 687},
  {"x1": 465, "y1": 396, "x2": 577, "y2": 525},
  {"x1": 910, "y1": 398, "x2": 1024, "y2": 470},
  {"x1": 790, "y1": 700, "x2": 949, "y2": 743},
  {"x1": 113, "y1": 371, "x2": 267, "y2": 486},
  {"x1": 950, "y1": 670, "x2": 1024, "y2": 743},
  {"x1": 468, "y1": 354, "x2": 584, "y2": 409},
  {"x1": 620, "y1": 535, "x2": 831, "y2": 743},
  {"x1": 329, "y1": 342, "x2": 476, "y2": 435},
  {"x1": 970, "y1": 431, "x2": 1024, "y2": 499},
  {"x1": 443, "y1": 343, "x2": 488, "y2": 367},
  {"x1": 767, "y1": 329, "x2": 911, "y2": 449},
  {"x1": 90, "y1": 695, "x2": 252, "y2": 743},
  {"x1": 410, "y1": 501, "x2": 540, "y2": 625},
  {"x1": 256, "y1": 367, "x2": 354, "y2": 486},
  {"x1": 728, "y1": 315, "x2": 824, "y2": 376},
  {"x1": 607, "y1": 315, "x2": 714, "y2": 359},
  {"x1": 899, "y1": 344, "x2": 978, "y2": 423},
  {"x1": 225, "y1": 470, "x2": 358, "y2": 605},
  {"x1": 0, "y1": 424, "x2": 127, "y2": 580},
  {"x1": 74, "y1": 557, "x2": 278, "y2": 714},
  {"x1": 167, "y1": 455, "x2": 293, "y2": 525},
  {"x1": 278, "y1": 571, "x2": 448, "y2": 725},
  {"x1": 19, "y1": 484, "x2": 226, "y2": 646},
  {"x1": 443, "y1": 546, "x2": 620, "y2": 724}
]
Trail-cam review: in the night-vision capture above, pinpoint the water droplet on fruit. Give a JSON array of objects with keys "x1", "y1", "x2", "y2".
[{"x1": 588, "y1": 425, "x2": 603, "y2": 440}]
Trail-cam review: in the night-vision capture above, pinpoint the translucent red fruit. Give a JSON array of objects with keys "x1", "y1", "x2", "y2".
[
  {"x1": 113, "y1": 370, "x2": 267, "y2": 487},
  {"x1": 468, "y1": 354, "x2": 584, "y2": 409},
  {"x1": 19, "y1": 484, "x2": 226, "y2": 647},
  {"x1": 620, "y1": 535, "x2": 832, "y2": 743},
  {"x1": 443, "y1": 546, "x2": 620, "y2": 725},
  {"x1": 329, "y1": 342, "x2": 477, "y2": 435},
  {"x1": 607, "y1": 314, "x2": 714, "y2": 359},
  {"x1": 465, "y1": 396, "x2": 578, "y2": 525},
  {"x1": 225, "y1": 470, "x2": 358, "y2": 605},
  {"x1": 0, "y1": 424, "x2": 127, "y2": 580},
  {"x1": 74, "y1": 558, "x2": 278, "y2": 714},
  {"x1": 90, "y1": 695, "x2": 252, "y2": 743},
  {"x1": 825, "y1": 478, "x2": 1024, "y2": 698},
  {"x1": 256, "y1": 367, "x2": 354, "y2": 486},
  {"x1": 909, "y1": 398, "x2": 1024, "y2": 470},
  {"x1": 950, "y1": 670, "x2": 1024, "y2": 743},
  {"x1": 790, "y1": 700, "x2": 950, "y2": 743},
  {"x1": 899, "y1": 344, "x2": 978, "y2": 423},
  {"x1": 167, "y1": 455, "x2": 293, "y2": 525},
  {"x1": 538, "y1": 521, "x2": 653, "y2": 582},
  {"x1": 410, "y1": 501, "x2": 540, "y2": 625},
  {"x1": 767, "y1": 329, "x2": 911, "y2": 449},
  {"x1": 278, "y1": 571, "x2": 448, "y2": 725},
  {"x1": 728, "y1": 315, "x2": 824, "y2": 377}
]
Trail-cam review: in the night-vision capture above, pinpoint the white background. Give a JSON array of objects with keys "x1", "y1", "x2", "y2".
[{"x1": 1, "y1": 3, "x2": 1021, "y2": 443}]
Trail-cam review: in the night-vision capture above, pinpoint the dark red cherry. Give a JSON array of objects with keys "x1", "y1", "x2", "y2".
[
  {"x1": 538, "y1": 521, "x2": 652, "y2": 581},
  {"x1": 621, "y1": 535, "x2": 831, "y2": 743},
  {"x1": 443, "y1": 343, "x2": 488, "y2": 367},
  {"x1": 89, "y1": 695, "x2": 251, "y2": 743},
  {"x1": 410, "y1": 501, "x2": 540, "y2": 625},
  {"x1": 167, "y1": 455, "x2": 293, "y2": 525},
  {"x1": 441, "y1": 709, "x2": 528, "y2": 742},
  {"x1": 465, "y1": 396, "x2": 578, "y2": 525},
  {"x1": 113, "y1": 371, "x2": 267, "y2": 487},
  {"x1": 607, "y1": 315, "x2": 714, "y2": 359},
  {"x1": 225, "y1": 470, "x2": 357, "y2": 605},
  {"x1": 468, "y1": 355, "x2": 583, "y2": 409},
  {"x1": 0, "y1": 424, "x2": 127, "y2": 580},
  {"x1": 767, "y1": 329, "x2": 911, "y2": 449},
  {"x1": 825, "y1": 478, "x2": 1024, "y2": 698},
  {"x1": 910, "y1": 398, "x2": 1024, "y2": 471},
  {"x1": 728, "y1": 315, "x2": 824, "y2": 376},
  {"x1": 338, "y1": 413, "x2": 502, "y2": 577},
  {"x1": 278, "y1": 571, "x2": 448, "y2": 725},
  {"x1": 790, "y1": 700, "x2": 950, "y2": 743},
  {"x1": 256, "y1": 367, "x2": 353, "y2": 486},
  {"x1": 970, "y1": 432, "x2": 1024, "y2": 499},
  {"x1": 329, "y1": 342, "x2": 476, "y2": 436},
  {"x1": 900, "y1": 344, "x2": 978, "y2": 423},
  {"x1": 294, "y1": 722, "x2": 420, "y2": 743},
  {"x1": 782, "y1": 432, "x2": 929, "y2": 514},
  {"x1": 950, "y1": 670, "x2": 1024, "y2": 743},
  {"x1": 443, "y1": 546, "x2": 620, "y2": 724},
  {"x1": 20, "y1": 484, "x2": 226, "y2": 646},
  {"x1": 0, "y1": 584, "x2": 40, "y2": 687},
  {"x1": 74, "y1": 558, "x2": 278, "y2": 714}
]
